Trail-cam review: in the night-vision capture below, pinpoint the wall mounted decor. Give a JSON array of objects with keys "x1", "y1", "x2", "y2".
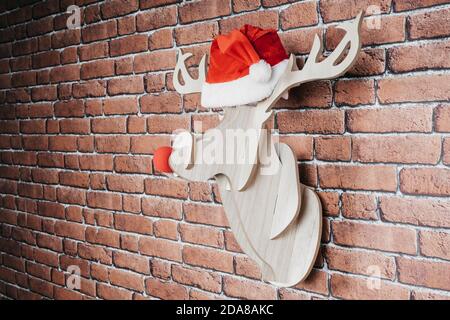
[{"x1": 154, "y1": 12, "x2": 363, "y2": 287}]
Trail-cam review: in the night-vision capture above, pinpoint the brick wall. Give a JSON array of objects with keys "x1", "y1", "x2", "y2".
[{"x1": 0, "y1": 0, "x2": 450, "y2": 300}]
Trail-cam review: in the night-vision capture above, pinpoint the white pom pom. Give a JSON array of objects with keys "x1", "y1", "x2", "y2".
[{"x1": 249, "y1": 60, "x2": 272, "y2": 83}]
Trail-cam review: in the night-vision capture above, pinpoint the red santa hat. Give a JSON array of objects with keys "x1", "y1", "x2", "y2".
[{"x1": 201, "y1": 25, "x2": 289, "y2": 108}]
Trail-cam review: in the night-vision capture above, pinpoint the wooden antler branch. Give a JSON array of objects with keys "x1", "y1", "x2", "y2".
[
  {"x1": 172, "y1": 51, "x2": 207, "y2": 94},
  {"x1": 257, "y1": 11, "x2": 364, "y2": 113}
]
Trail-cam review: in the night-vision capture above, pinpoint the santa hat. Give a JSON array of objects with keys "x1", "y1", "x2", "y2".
[{"x1": 202, "y1": 25, "x2": 289, "y2": 108}]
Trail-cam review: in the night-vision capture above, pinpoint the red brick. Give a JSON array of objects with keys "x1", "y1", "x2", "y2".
[
  {"x1": 145, "y1": 278, "x2": 188, "y2": 300},
  {"x1": 275, "y1": 81, "x2": 332, "y2": 109},
  {"x1": 174, "y1": 22, "x2": 218, "y2": 45},
  {"x1": 49, "y1": 136, "x2": 77, "y2": 152},
  {"x1": 114, "y1": 155, "x2": 151, "y2": 174},
  {"x1": 79, "y1": 155, "x2": 113, "y2": 171},
  {"x1": 342, "y1": 193, "x2": 377, "y2": 220},
  {"x1": 79, "y1": 42, "x2": 109, "y2": 61},
  {"x1": 92, "y1": 117, "x2": 126, "y2": 134},
  {"x1": 223, "y1": 276, "x2": 276, "y2": 299},
  {"x1": 56, "y1": 187, "x2": 86, "y2": 205},
  {"x1": 136, "y1": 6, "x2": 177, "y2": 32},
  {"x1": 315, "y1": 136, "x2": 351, "y2": 161},
  {"x1": 107, "y1": 76, "x2": 144, "y2": 95},
  {"x1": 380, "y1": 196, "x2": 450, "y2": 228},
  {"x1": 78, "y1": 243, "x2": 112, "y2": 264},
  {"x1": 188, "y1": 181, "x2": 212, "y2": 202},
  {"x1": 335, "y1": 79, "x2": 375, "y2": 106},
  {"x1": 320, "y1": 0, "x2": 392, "y2": 23},
  {"x1": 55, "y1": 220, "x2": 85, "y2": 241},
  {"x1": 37, "y1": 201, "x2": 64, "y2": 220},
  {"x1": 110, "y1": 34, "x2": 148, "y2": 57},
  {"x1": 73, "y1": 80, "x2": 106, "y2": 98},
  {"x1": 179, "y1": 223, "x2": 224, "y2": 248},
  {"x1": 97, "y1": 283, "x2": 132, "y2": 300},
  {"x1": 397, "y1": 257, "x2": 450, "y2": 291},
  {"x1": 326, "y1": 16, "x2": 405, "y2": 48},
  {"x1": 51, "y1": 29, "x2": 80, "y2": 49},
  {"x1": 179, "y1": 0, "x2": 230, "y2": 24},
  {"x1": 109, "y1": 268, "x2": 144, "y2": 292},
  {"x1": 37, "y1": 153, "x2": 63, "y2": 168},
  {"x1": 411, "y1": 289, "x2": 450, "y2": 300},
  {"x1": 49, "y1": 65, "x2": 80, "y2": 83},
  {"x1": 184, "y1": 202, "x2": 229, "y2": 227},
  {"x1": 61, "y1": 47, "x2": 77, "y2": 64},
  {"x1": 77, "y1": 136, "x2": 94, "y2": 152},
  {"x1": 220, "y1": 10, "x2": 277, "y2": 34},
  {"x1": 435, "y1": 104, "x2": 450, "y2": 132},
  {"x1": 141, "y1": 197, "x2": 182, "y2": 220},
  {"x1": 325, "y1": 246, "x2": 396, "y2": 279},
  {"x1": 172, "y1": 265, "x2": 221, "y2": 293},
  {"x1": 394, "y1": 0, "x2": 450, "y2": 11},
  {"x1": 113, "y1": 251, "x2": 150, "y2": 274},
  {"x1": 347, "y1": 106, "x2": 433, "y2": 133},
  {"x1": 152, "y1": 219, "x2": 177, "y2": 240},
  {"x1": 29, "y1": 277, "x2": 54, "y2": 298},
  {"x1": 408, "y1": 7, "x2": 450, "y2": 40},
  {"x1": 81, "y1": 60, "x2": 114, "y2": 80},
  {"x1": 389, "y1": 41, "x2": 450, "y2": 73},
  {"x1": 82, "y1": 20, "x2": 117, "y2": 43},
  {"x1": 139, "y1": 237, "x2": 182, "y2": 262},
  {"x1": 400, "y1": 168, "x2": 450, "y2": 196},
  {"x1": 331, "y1": 273, "x2": 409, "y2": 300},
  {"x1": 117, "y1": 15, "x2": 136, "y2": 35},
  {"x1": 281, "y1": 1, "x2": 318, "y2": 30},
  {"x1": 54, "y1": 287, "x2": 83, "y2": 300},
  {"x1": 100, "y1": 0, "x2": 139, "y2": 19},
  {"x1": 20, "y1": 119, "x2": 46, "y2": 133},
  {"x1": 140, "y1": 92, "x2": 182, "y2": 114},
  {"x1": 145, "y1": 178, "x2": 188, "y2": 199},
  {"x1": 95, "y1": 136, "x2": 130, "y2": 153},
  {"x1": 60, "y1": 119, "x2": 90, "y2": 134},
  {"x1": 319, "y1": 164, "x2": 397, "y2": 192},
  {"x1": 103, "y1": 97, "x2": 138, "y2": 115},
  {"x1": 115, "y1": 57, "x2": 134, "y2": 75},
  {"x1": 420, "y1": 230, "x2": 450, "y2": 261},
  {"x1": 133, "y1": 50, "x2": 176, "y2": 73},
  {"x1": 13, "y1": 38, "x2": 38, "y2": 56},
  {"x1": 352, "y1": 135, "x2": 441, "y2": 164},
  {"x1": 12, "y1": 71, "x2": 36, "y2": 87},
  {"x1": 379, "y1": 74, "x2": 450, "y2": 103},
  {"x1": 183, "y1": 245, "x2": 233, "y2": 273},
  {"x1": 115, "y1": 213, "x2": 152, "y2": 235},
  {"x1": 130, "y1": 135, "x2": 170, "y2": 154},
  {"x1": 233, "y1": 0, "x2": 260, "y2": 12},
  {"x1": 235, "y1": 255, "x2": 262, "y2": 280},
  {"x1": 150, "y1": 259, "x2": 171, "y2": 279},
  {"x1": 87, "y1": 191, "x2": 122, "y2": 210},
  {"x1": 149, "y1": 29, "x2": 173, "y2": 50},
  {"x1": 18, "y1": 182, "x2": 43, "y2": 199},
  {"x1": 32, "y1": 51, "x2": 60, "y2": 69},
  {"x1": 332, "y1": 220, "x2": 417, "y2": 254},
  {"x1": 278, "y1": 110, "x2": 344, "y2": 134},
  {"x1": 349, "y1": 49, "x2": 386, "y2": 76}
]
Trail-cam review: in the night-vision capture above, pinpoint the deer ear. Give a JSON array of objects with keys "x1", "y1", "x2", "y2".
[{"x1": 270, "y1": 143, "x2": 302, "y2": 240}]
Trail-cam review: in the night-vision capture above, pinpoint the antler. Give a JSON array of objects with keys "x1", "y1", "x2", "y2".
[
  {"x1": 257, "y1": 11, "x2": 364, "y2": 112},
  {"x1": 173, "y1": 51, "x2": 207, "y2": 94}
]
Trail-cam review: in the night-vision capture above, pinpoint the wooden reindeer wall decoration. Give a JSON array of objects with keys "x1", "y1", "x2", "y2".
[{"x1": 154, "y1": 12, "x2": 363, "y2": 287}]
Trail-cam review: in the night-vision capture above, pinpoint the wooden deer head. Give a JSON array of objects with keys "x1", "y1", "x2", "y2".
[{"x1": 167, "y1": 12, "x2": 363, "y2": 286}]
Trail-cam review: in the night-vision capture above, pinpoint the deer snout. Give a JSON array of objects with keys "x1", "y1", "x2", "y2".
[{"x1": 169, "y1": 130, "x2": 194, "y2": 171}]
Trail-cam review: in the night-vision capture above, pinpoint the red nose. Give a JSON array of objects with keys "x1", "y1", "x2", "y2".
[{"x1": 153, "y1": 146, "x2": 173, "y2": 173}]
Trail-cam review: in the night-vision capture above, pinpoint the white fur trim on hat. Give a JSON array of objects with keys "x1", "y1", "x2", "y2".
[
  {"x1": 249, "y1": 60, "x2": 272, "y2": 83},
  {"x1": 201, "y1": 59, "x2": 289, "y2": 108}
]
